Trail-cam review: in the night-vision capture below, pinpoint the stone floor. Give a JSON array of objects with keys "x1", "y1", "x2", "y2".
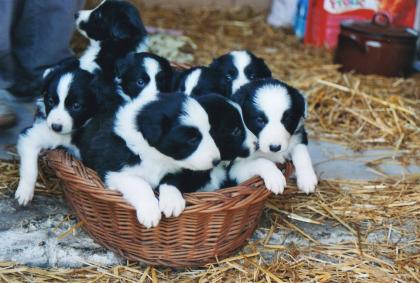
[{"x1": 0, "y1": 92, "x2": 419, "y2": 267}]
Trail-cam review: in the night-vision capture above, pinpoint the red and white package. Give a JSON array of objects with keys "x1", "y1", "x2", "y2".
[{"x1": 304, "y1": 0, "x2": 418, "y2": 49}]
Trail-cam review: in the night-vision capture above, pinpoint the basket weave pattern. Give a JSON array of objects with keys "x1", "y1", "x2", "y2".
[{"x1": 45, "y1": 150, "x2": 293, "y2": 267}]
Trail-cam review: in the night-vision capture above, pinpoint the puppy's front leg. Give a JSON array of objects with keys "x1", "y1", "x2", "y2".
[
  {"x1": 15, "y1": 125, "x2": 47, "y2": 206},
  {"x1": 291, "y1": 144, "x2": 318, "y2": 194},
  {"x1": 105, "y1": 172, "x2": 161, "y2": 228},
  {"x1": 230, "y1": 158, "x2": 286, "y2": 194}
]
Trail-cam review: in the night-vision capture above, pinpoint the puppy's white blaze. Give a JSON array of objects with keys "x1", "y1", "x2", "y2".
[
  {"x1": 179, "y1": 99, "x2": 220, "y2": 170},
  {"x1": 46, "y1": 73, "x2": 74, "y2": 134},
  {"x1": 254, "y1": 84, "x2": 291, "y2": 153},
  {"x1": 142, "y1": 57, "x2": 160, "y2": 96},
  {"x1": 80, "y1": 40, "x2": 101, "y2": 73},
  {"x1": 231, "y1": 50, "x2": 251, "y2": 94},
  {"x1": 184, "y1": 69, "x2": 202, "y2": 95}
]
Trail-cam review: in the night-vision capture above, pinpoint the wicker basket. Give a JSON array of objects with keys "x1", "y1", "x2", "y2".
[{"x1": 45, "y1": 150, "x2": 293, "y2": 267}]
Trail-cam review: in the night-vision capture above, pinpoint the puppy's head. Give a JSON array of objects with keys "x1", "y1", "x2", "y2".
[
  {"x1": 42, "y1": 62, "x2": 96, "y2": 134},
  {"x1": 115, "y1": 52, "x2": 172, "y2": 100},
  {"x1": 137, "y1": 93, "x2": 220, "y2": 170},
  {"x1": 209, "y1": 50, "x2": 271, "y2": 97},
  {"x1": 233, "y1": 79, "x2": 307, "y2": 154},
  {"x1": 172, "y1": 66, "x2": 221, "y2": 96},
  {"x1": 195, "y1": 94, "x2": 257, "y2": 161},
  {"x1": 75, "y1": 0, "x2": 147, "y2": 41}
]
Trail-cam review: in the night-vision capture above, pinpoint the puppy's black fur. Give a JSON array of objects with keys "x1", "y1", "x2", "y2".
[
  {"x1": 172, "y1": 66, "x2": 221, "y2": 96},
  {"x1": 76, "y1": 93, "x2": 202, "y2": 180},
  {"x1": 76, "y1": 0, "x2": 148, "y2": 78},
  {"x1": 160, "y1": 94, "x2": 253, "y2": 193},
  {"x1": 209, "y1": 50, "x2": 272, "y2": 97}
]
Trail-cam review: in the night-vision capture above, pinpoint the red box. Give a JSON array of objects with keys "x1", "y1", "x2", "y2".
[{"x1": 304, "y1": 0, "x2": 417, "y2": 49}]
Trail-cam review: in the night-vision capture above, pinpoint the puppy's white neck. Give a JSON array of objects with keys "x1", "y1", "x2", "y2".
[{"x1": 80, "y1": 40, "x2": 101, "y2": 73}]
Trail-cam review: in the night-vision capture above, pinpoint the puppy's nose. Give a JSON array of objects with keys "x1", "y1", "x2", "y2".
[
  {"x1": 269, "y1": 144, "x2": 281, "y2": 152},
  {"x1": 74, "y1": 12, "x2": 80, "y2": 19},
  {"x1": 212, "y1": 159, "x2": 221, "y2": 166},
  {"x1": 51, "y1": 123, "x2": 63, "y2": 132}
]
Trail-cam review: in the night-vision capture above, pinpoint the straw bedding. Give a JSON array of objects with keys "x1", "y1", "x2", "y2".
[
  {"x1": 1, "y1": 1, "x2": 419, "y2": 282},
  {"x1": 1, "y1": 157, "x2": 419, "y2": 282}
]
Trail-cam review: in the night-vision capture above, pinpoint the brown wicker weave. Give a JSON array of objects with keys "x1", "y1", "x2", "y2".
[{"x1": 45, "y1": 150, "x2": 293, "y2": 267}]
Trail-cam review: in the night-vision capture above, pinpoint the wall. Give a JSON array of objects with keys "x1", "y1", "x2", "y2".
[{"x1": 139, "y1": 0, "x2": 271, "y2": 11}]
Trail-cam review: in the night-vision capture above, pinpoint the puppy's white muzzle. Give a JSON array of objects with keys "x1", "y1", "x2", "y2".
[
  {"x1": 180, "y1": 132, "x2": 221, "y2": 171},
  {"x1": 258, "y1": 122, "x2": 290, "y2": 154}
]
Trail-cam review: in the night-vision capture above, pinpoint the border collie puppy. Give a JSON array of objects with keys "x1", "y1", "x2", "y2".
[
  {"x1": 208, "y1": 50, "x2": 272, "y2": 97},
  {"x1": 75, "y1": 0, "x2": 148, "y2": 77},
  {"x1": 89, "y1": 52, "x2": 173, "y2": 114},
  {"x1": 15, "y1": 62, "x2": 98, "y2": 206},
  {"x1": 158, "y1": 94, "x2": 257, "y2": 217},
  {"x1": 229, "y1": 79, "x2": 318, "y2": 194},
  {"x1": 77, "y1": 93, "x2": 220, "y2": 228},
  {"x1": 171, "y1": 66, "x2": 221, "y2": 96},
  {"x1": 114, "y1": 52, "x2": 173, "y2": 101}
]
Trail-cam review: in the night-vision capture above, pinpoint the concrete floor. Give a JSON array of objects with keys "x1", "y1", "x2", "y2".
[{"x1": 1, "y1": 90, "x2": 419, "y2": 267}]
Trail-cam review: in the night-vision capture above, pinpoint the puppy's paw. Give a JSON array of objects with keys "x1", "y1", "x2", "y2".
[
  {"x1": 159, "y1": 184, "x2": 186, "y2": 218},
  {"x1": 15, "y1": 182, "x2": 34, "y2": 206},
  {"x1": 135, "y1": 199, "x2": 161, "y2": 228},
  {"x1": 297, "y1": 170, "x2": 318, "y2": 194},
  {"x1": 262, "y1": 168, "x2": 286, "y2": 195}
]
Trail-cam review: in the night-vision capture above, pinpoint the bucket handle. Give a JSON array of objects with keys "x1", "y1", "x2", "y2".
[{"x1": 372, "y1": 12, "x2": 391, "y2": 27}]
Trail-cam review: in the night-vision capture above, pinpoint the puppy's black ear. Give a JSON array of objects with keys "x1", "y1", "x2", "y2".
[
  {"x1": 126, "y1": 6, "x2": 147, "y2": 37},
  {"x1": 255, "y1": 57, "x2": 272, "y2": 78},
  {"x1": 111, "y1": 7, "x2": 147, "y2": 40},
  {"x1": 137, "y1": 114, "x2": 163, "y2": 146},
  {"x1": 115, "y1": 53, "x2": 135, "y2": 78}
]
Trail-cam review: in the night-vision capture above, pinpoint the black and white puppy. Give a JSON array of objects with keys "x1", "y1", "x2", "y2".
[
  {"x1": 229, "y1": 79, "x2": 318, "y2": 194},
  {"x1": 171, "y1": 66, "x2": 221, "y2": 96},
  {"x1": 75, "y1": 0, "x2": 148, "y2": 77},
  {"x1": 158, "y1": 94, "x2": 257, "y2": 216},
  {"x1": 208, "y1": 50, "x2": 272, "y2": 97},
  {"x1": 114, "y1": 52, "x2": 173, "y2": 101},
  {"x1": 77, "y1": 92, "x2": 221, "y2": 228},
  {"x1": 15, "y1": 62, "x2": 97, "y2": 206}
]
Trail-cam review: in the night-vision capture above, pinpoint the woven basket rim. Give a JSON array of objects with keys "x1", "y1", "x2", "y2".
[{"x1": 45, "y1": 150, "x2": 294, "y2": 214}]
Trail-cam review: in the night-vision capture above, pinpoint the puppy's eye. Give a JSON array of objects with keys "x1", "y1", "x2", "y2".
[
  {"x1": 248, "y1": 73, "x2": 255, "y2": 80},
  {"x1": 256, "y1": 116, "x2": 266, "y2": 126},
  {"x1": 136, "y1": 79, "x2": 146, "y2": 87},
  {"x1": 231, "y1": 127, "x2": 242, "y2": 137},
  {"x1": 225, "y1": 74, "x2": 233, "y2": 81},
  {"x1": 95, "y1": 11, "x2": 102, "y2": 19},
  {"x1": 186, "y1": 129, "x2": 201, "y2": 144},
  {"x1": 47, "y1": 97, "x2": 54, "y2": 106},
  {"x1": 71, "y1": 102, "x2": 82, "y2": 111}
]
